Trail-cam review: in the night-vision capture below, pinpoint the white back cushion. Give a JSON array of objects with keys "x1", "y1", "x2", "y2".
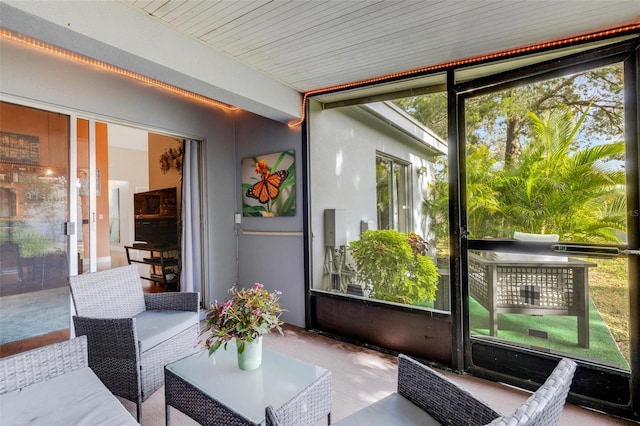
[
  {"x1": 493, "y1": 232, "x2": 565, "y2": 262},
  {"x1": 513, "y1": 232, "x2": 559, "y2": 242}
]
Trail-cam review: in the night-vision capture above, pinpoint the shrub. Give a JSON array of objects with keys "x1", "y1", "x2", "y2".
[{"x1": 349, "y1": 230, "x2": 438, "y2": 304}]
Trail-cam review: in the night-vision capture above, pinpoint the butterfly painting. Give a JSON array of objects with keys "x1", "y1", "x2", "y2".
[
  {"x1": 246, "y1": 169, "x2": 288, "y2": 204},
  {"x1": 242, "y1": 150, "x2": 295, "y2": 217}
]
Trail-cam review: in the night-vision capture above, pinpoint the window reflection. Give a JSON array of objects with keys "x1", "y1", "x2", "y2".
[
  {"x1": 0, "y1": 101, "x2": 70, "y2": 355},
  {"x1": 309, "y1": 88, "x2": 450, "y2": 311}
]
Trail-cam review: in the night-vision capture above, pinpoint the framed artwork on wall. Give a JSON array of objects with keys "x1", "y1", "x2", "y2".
[{"x1": 242, "y1": 150, "x2": 295, "y2": 217}]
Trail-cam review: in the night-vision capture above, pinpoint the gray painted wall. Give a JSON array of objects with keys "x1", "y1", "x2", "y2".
[
  {"x1": 0, "y1": 36, "x2": 306, "y2": 326},
  {"x1": 233, "y1": 110, "x2": 305, "y2": 326}
]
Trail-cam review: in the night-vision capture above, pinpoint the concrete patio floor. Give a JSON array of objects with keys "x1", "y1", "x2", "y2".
[{"x1": 118, "y1": 323, "x2": 636, "y2": 425}]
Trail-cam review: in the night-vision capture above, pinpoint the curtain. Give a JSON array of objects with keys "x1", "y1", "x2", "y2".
[{"x1": 180, "y1": 139, "x2": 202, "y2": 298}]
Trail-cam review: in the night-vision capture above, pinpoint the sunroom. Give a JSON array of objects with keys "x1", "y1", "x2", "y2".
[{"x1": 1, "y1": 1, "x2": 639, "y2": 423}]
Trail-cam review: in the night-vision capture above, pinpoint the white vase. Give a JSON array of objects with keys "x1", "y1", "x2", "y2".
[{"x1": 236, "y1": 336, "x2": 263, "y2": 370}]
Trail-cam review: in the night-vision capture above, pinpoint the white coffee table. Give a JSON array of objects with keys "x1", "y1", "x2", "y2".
[{"x1": 164, "y1": 346, "x2": 332, "y2": 425}]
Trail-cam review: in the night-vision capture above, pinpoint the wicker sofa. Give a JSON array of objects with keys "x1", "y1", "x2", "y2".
[
  {"x1": 0, "y1": 336, "x2": 138, "y2": 425},
  {"x1": 69, "y1": 264, "x2": 200, "y2": 423},
  {"x1": 305, "y1": 354, "x2": 576, "y2": 426}
]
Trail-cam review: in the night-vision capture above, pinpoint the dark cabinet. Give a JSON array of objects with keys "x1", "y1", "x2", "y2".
[
  {"x1": 125, "y1": 244, "x2": 180, "y2": 290},
  {"x1": 134, "y1": 217, "x2": 178, "y2": 246}
]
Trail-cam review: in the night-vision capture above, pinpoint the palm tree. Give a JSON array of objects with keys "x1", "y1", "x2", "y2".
[
  {"x1": 423, "y1": 105, "x2": 625, "y2": 244},
  {"x1": 464, "y1": 144, "x2": 505, "y2": 239},
  {"x1": 497, "y1": 106, "x2": 626, "y2": 242}
]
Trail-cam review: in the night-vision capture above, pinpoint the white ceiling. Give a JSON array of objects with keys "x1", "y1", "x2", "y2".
[{"x1": 123, "y1": 0, "x2": 640, "y2": 93}]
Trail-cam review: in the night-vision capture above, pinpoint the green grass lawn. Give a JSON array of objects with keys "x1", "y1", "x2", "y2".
[
  {"x1": 469, "y1": 296, "x2": 629, "y2": 370},
  {"x1": 587, "y1": 257, "x2": 630, "y2": 367},
  {"x1": 421, "y1": 255, "x2": 630, "y2": 368}
]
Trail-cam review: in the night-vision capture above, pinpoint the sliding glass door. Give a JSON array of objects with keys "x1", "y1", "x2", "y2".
[
  {"x1": 0, "y1": 101, "x2": 71, "y2": 355},
  {"x1": 458, "y1": 45, "x2": 638, "y2": 414},
  {"x1": 76, "y1": 118, "x2": 93, "y2": 273}
]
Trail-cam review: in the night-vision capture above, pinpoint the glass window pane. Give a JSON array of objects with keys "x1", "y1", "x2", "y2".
[
  {"x1": 464, "y1": 63, "x2": 630, "y2": 369},
  {"x1": 309, "y1": 84, "x2": 450, "y2": 311},
  {"x1": 376, "y1": 156, "x2": 391, "y2": 230},
  {"x1": 0, "y1": 101, "x2": 70, "y2": 355}
]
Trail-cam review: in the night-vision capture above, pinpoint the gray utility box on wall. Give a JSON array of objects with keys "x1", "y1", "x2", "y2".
[{"x1": 324, "y1": 209, "x2": 346, "y2": 247}]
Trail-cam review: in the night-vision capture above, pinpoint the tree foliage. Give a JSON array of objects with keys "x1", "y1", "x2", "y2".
[
  {"x1": 400, "y1": 65, "x2": 625, "y2": 244},
  {"x1": 495, "y1": 107, "x2": 626, "y2": 241},
  {"x1": 423, "y1": 106, "x2": 625, "y2": 243},
  {"x1": 395, "y1": 65, "x2": 623, "y2": 164}
]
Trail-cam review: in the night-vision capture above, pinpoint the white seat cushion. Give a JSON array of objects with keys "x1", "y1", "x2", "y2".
[
  {"x1": 134, "y1": 309, "x2": 198, "y2": 353},
  {"x1": 334, "y1": 393, "x2": 440, "y2": 425},
  {"x1": 0, "y1": 367, "x2": 138, "y2": 426}
]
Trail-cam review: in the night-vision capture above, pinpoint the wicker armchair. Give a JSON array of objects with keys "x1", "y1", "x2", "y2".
[
  {"x1": 328, "y1": 354, "x2": 576, "y2": 426},
  {"x1": 69, "y1": 264, "x2": 199, "y2": 423},
  {"x1": 489, "y1": 357, "x2": 577, "y2": 426}
]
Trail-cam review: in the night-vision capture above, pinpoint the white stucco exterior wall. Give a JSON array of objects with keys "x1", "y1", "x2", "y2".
[{"x1": 308, "y1": 99, "x2": 444, "y2": 292}]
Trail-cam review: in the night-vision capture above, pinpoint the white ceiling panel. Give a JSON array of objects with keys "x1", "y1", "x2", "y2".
[
  {"x1": 121, "y1": 0, "x2": 639, "y2": 94},
  {"x1": 2, "y1": 0, "x2": 638, "y2": 123}
]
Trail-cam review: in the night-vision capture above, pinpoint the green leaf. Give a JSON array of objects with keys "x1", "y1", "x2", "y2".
[{"x1": 208, "y1": 340, "x2": 221, "y2": 355}]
